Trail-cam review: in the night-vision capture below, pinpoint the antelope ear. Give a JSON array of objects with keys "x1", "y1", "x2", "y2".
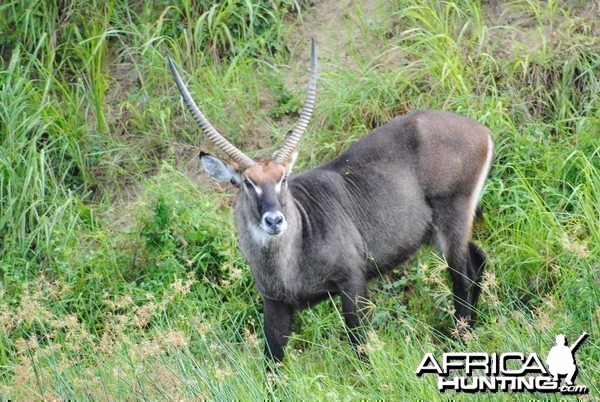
[{"x1": 200, "y1": 152, "x2": 241, "y2": 186}]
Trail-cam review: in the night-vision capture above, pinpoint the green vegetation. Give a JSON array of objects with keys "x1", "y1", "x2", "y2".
[{"x1": 0, "y1": 0, "x2": 598, "y2": 399}]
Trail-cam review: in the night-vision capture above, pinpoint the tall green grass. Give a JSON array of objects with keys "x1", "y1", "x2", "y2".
[{"x1": 1, "y1": 0, "x2": 598, "y2": 399}]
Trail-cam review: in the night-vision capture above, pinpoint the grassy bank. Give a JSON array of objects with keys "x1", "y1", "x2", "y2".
[{"x1": 0, "y1": 0, "x2": 598, "y2": 399}]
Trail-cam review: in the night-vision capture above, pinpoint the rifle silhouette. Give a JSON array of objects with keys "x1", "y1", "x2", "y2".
[{"x1": 569, "y1": 332, "x2": 588, "y2": 352}]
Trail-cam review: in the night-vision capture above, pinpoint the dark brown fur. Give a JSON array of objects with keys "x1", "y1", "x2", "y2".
[{"x1": 201, "y1": 110, "x2": 494, "y2": 363}]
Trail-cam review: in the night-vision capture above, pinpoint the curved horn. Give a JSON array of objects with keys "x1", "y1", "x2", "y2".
[
  {"x1": 273, "y1": 38, "x2": 317, "y2": 165},
  {"x1": 168, "y1": 57, "x2": 256, "y2": 170}
]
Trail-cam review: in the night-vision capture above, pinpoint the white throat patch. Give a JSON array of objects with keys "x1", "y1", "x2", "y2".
[{"x1": 249, "y1": 223, "x2": 272, "y2": 247}]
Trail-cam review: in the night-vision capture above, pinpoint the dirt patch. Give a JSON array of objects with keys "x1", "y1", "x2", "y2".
[
  {"x1": 104, "y1": 47, "x2": 142, "y2": 140},
  {"x1": 286, "y1": 1, "x2": 599, "y2": 75},
  {"x1": 286, "y1": 0, "x2": 382, "y2": 78},
  {"x1": 482, "y1": 0, "x2": 599, "y2": 58},
  {"x1": 100, "y1": 0, "x2": 599, "y2": 208}
]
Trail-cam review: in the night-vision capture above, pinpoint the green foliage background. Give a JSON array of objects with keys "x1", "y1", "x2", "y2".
[{"x1": 0, "y1": 0, "x2": 598, "y2": 399}]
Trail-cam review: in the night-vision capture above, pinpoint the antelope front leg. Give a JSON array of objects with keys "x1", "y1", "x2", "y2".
[
  {"x1": 263, "y1": 297, "x2": 294, "y2": 364},
  {"x1": 339, "y1": 279, "x2": 369, "y2": 359}
]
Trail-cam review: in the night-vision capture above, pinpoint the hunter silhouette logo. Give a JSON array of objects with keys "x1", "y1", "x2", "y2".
[
  {"x1": 416, "y1": 332, "x2": 590, "y2": 394},
  {"x1": 546, "y1": 332, "x2": 588, "y2": 386}
]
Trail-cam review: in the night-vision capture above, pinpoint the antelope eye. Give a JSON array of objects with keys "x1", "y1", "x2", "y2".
[
  {"x1": 282, "y1": 177, "x2": 288, "y2": 183},
  {"x1": 244, "y1": 179, "x2": 252, "y2": 187}
]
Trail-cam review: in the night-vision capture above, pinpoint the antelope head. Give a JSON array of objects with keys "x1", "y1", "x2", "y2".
[{"x1": 168, "y1": 40, "x2": 317, "y2": 237}]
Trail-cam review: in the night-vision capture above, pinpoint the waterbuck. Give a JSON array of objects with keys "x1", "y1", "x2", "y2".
[{"x1": 168, "y1": 39, "x2": 494, "y2": 363}]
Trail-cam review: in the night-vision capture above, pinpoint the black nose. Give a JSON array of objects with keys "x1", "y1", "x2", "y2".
[
  {"x1": 264, "y1": 214, "x2": 283, "y2": 228},
  {"x1": 262, "y1": 212, "x2": 285, "y2": 233}
]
